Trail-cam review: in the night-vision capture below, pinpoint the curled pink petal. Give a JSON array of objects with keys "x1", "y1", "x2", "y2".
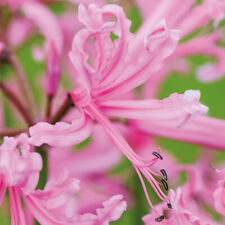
[
  {"x1": 81, "y1": 195, "x2": 127, "y2": 224},
  {"x1": 94, "y1": 195, "x2": 127, "y2": 224},
  {"x1": 29, "y1": 111, "x2": 93, "y2": 147},
  {"x1": 24, "y1": 170, "x2": 80, "y2": 225},
  {"x1": 0, "y1": 134, "x2": 42, "y2": 193}
]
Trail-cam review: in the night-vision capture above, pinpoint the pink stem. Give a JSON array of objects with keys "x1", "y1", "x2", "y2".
[
  {"x1": 86, "y1": 102, "x2": 167, "y2": 204},
  {"x1": 9, "y1": 187, "x2": 27, "y2": 225}
]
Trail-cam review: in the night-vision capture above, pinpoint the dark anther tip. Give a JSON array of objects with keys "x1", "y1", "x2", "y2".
[
  {"x1": 167, "y1": 203, "x2": 172, "y2": 209},
  {"x1": 161, "y1": 179, "x2": 168, "y2": 191},
  {"x1": 160, "y1": 169, "x2": 168, "y2": 181},
  {"x1": 152, "y1": 151, "x2": 163, "y2": 160},
  {"x1": 155, "y1": 215, "x2": 165, "y2": 222}
]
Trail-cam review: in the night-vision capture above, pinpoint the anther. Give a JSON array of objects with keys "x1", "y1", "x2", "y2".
[
  {"x1": 167, "y1": 203, "x2": 172, "y2": 209},
  {"x1": 161, "y1": 179, "x2": 168, "y2": 191},
  {"x1": 160, "y1": 169, "x2": 167, "y2": 180},
  {"x1": 155, "y1": 215, "x2": 165, "y2": 222},
  {"x1": 153, "y1": 151, "x2": 163, "y2": 160}
]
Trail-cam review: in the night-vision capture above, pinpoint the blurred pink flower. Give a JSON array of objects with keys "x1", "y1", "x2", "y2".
[
  {"x1": 0, "y1": 134, "x2": 42, "y2": 224},
  {"x1": 213, "y1": 169, "x2": 225, "y2": 216},
  {"x1": 135, "y1": 0, "x2": 225, "y2": 84},
  {"x1": 143, "y1": 188, "x2": 220, "y2": 225},
  {"x1": 0, "y1": 134, "x2": 126, "y2": 224}
]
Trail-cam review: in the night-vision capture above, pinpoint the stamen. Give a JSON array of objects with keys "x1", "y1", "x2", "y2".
[
  {"x1": 161, "y1": 179, "x2": 168, "y2": 191},
  {"x1": 153, "y1": 151, "x2": 163, "y2": 160},
  {"x1": 160, "y1": 169, "x2": 167, "y2": 180},
  {"x1": 155, "y1": 215, "x2": 165, "y2": 222}
]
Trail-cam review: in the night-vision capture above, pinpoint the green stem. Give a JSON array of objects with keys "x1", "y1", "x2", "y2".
[
  {"x1": 49, "y1": 94, "x2": 74, "y2": 124},
  {"x1": 0, "y1": 82, "x2": 34, "y2": 126},
  {"x1": 35, "y1": 147, "x2": 48, "y2": 190},
  {"x1": 0, "y1": 129, "x2": 26, "y2": 138}
]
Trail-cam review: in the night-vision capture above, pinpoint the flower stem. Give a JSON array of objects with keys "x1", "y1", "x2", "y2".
[
  {"x1": 9, "y1": 54, "x2": 37, "y2": 117},
  {"x1": 0, "y1": 82, "x2": 34, "y2": 126},
  {"x1": 45, "y1": 95, "x2": 53, "y2": 120},
  {"x1": 0, "y1": 129, "x2": 26, "y2": 138},
  {"x1": 36, "y1": 147, "x2": 48, "y2": 190},
  {"x1": 49, "y1": 94, "x2": 74, "y2": 124}
]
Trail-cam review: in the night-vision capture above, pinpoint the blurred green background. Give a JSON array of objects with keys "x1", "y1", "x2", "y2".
[{"x1": 1, "y1": 2, "x2": 225, "y2": 224}]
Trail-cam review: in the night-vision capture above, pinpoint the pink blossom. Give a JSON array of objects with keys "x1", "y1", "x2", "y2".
[
  {"x1": 24, "y1": 170, "x2": 127, "y2": 225},
  {"x1": 213, "y1": 169, "x2": 225, "y2": 216},
  {"x1": 135, "y1": 0, "x2": 225, "y2": 82},
  {"x1": 48, "y1": 124, "x2": 128, "y2": 213},
  {"x1": 143, "y1": 188, "x2": 219, "y2": 225},
  {"x1": 0, "y1": 134, "x2": 42, "y2": 224},
  {"x1": 0, "y1": 134, "x2": 126, "y2": 224},
  {"x1": 28, "y1": 3, "x2": 211, "y2": 210}
]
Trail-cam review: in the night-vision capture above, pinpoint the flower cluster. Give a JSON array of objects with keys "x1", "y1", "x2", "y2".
[{"x1": 0, "y1": 0, "x2": 225, "y2": 224}]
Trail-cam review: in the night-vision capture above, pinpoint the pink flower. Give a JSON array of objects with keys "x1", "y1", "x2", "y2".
[
  {"x1": 213, "y1": 169, "x2": 225, "y2": 216},
  {"x1": 28, "y1": 3, "x2": 209, "y2": 211},
  {"x1": 48, "y1": 124, "x2": 128, "y2": 214},
  {"x1": 143, "y1": 188, "x2": 219, "y2": 225},
  {"x1": 0, "y1": 134, "x2": 42, "y2": 224},
  {"x1": 135, "y1": 0, "x2": 225, "y2": 82},
  {"x1": 24, "y1": 170, "x2": 127, "y2": 225},
  {"x1": 0, "y1": 134, "x2": 126, "y2": 224}
]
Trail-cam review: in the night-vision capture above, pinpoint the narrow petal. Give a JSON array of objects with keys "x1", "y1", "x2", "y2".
[
  {"x1": 9, "y1": 187, "x2": 27, "y2": 225},
  {"x1": 99, "y1": 90, "x2": 208, "y2": 122},
  {"x1": 137, "y1": 115, "x2": 225, "y2": 150}
]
